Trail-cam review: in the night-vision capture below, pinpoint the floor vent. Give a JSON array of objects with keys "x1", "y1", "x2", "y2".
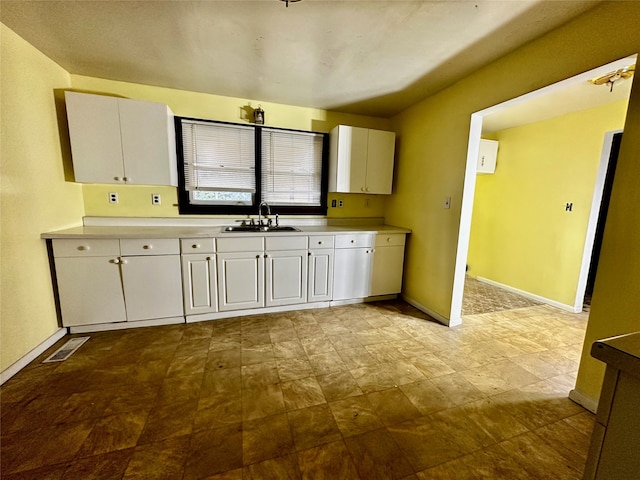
[{"x1": 42, "y1": 337, "x2": 90, "y2": 363}]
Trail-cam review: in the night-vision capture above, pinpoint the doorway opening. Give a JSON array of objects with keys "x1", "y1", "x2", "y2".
[{"x1": 450, "y1": 55, "x2": 636, "y2": 325}]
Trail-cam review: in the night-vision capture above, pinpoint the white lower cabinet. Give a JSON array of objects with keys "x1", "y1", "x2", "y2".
[
  {"x1": 181, "y1": 238, "x2": 218, "y2": 316},
  {"x1": 54, "y1": 255, "x2": 127, "y2": 326},
  {"x1": 121, "y1": 255, "x2": 184, "y2": 322},
  {"x1": 217, "y1": 251, "x2": 264, "y2": 311},
  {"x1": 370, "y1": 234, "x2": 406, "y2": 296},
  {"x1": 266, "y1": 250, "x2": 308, "y2": 307},
  {"x1": 333, "y1": 234, "x2": 374, "y2": 300},
  {"x1": 308, "y1": 235, "x2": 334, "y2": 302},
  {"x1": 182, "y1": 254, "x2": 218, "y2": 316},
  {"x1": 52, "y1": 238, "x2": 183, "y2": 327}
]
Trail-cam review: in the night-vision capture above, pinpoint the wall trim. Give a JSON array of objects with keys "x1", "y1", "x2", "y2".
[
  {"x1": 476, "y1": 276, "x2": 581, "y2": 313},
  {"x1": 569, "y1": 388, "x2": 598, "y2": 414},
  {"x1": 401, "y1": 294, "x2": 460, "y2": 327},
  {"x1": 0, "y1": 328, "x2": 67, "y2": 385}
]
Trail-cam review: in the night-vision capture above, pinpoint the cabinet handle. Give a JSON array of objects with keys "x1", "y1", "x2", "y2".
[
  {"x1": 110, "y1": 258, "x2": 120, "y2": 264},
  {"x1": 361, "y1": 187, "x2": 365, "y2": 192},
  {"x1": 123, "y1": 177, "x2": 131, "y2": 182},
  {"x1": 264, "y1": 254, "x2": 268, "y2": 258},
  {"x1": 365, "y1": 187, "x2": 370, "y2": 192},
  {"x1": 256, "y1": 255, "x2": 260, "y2": 259},
  {"x1": 77, "y1": 245, "x2": 91, "y2": 251},
  {"x1": 308, "y1": 252, "x2": 312, "y2": 256},
  {"x1": 206, "y1": 256, "x2": 213, "y2": 261},
  {"x1": 350, "y1": 239, "x2": 355, "y2": 244},
  {"x1": 318, "y1": 241, "x2": 323, "y2": 245},
  {"x1": 387, "y1": 237, "x2": 391, "y2": 242},
  {"x1": 192, "y1": 244, "x2": 201, "y2": 249},
  {"x1": 143, "y1": 244, "x2": 153, "y2": 250},
  {"x1": 371, "y1": 248, "x2": 375, "y2": 253},
  {"x1": 114, "y1": 176, "x2": 122, "y2": 181},
  {"x1": 121, "y1": 258, "x2": 128, "y2": 264}
]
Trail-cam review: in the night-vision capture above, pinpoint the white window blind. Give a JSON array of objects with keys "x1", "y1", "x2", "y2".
[
  {"x1": 261, "y1": 128, "x2": 323, "y2": 206},
  {"x1": 181, "y1": 120, "x2": 255, "y2": 196}
]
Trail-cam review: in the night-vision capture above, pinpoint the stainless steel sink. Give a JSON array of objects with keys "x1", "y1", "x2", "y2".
[{"x1": 222, "y1": 225, "x2": 300, "y2": 233}]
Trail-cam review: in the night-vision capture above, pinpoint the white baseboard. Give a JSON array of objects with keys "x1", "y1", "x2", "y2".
[
  {"x1": 476, "y1": 276, "x2": 581, "y2": 313},
  {"x1": 0, "y1": 328, "x2": 67, "y2": 385},
  {"x1": 569, "y1": 388, "x2": 598, "y2": 413},
  {"x1": 401, "y1": 294, "x2": 458, "y2": 327},
  {"x1": 186, "y1": 302, "x2": 331, "y2": 323},
  {"x1": 69, "y1": 316, "x2": 184, "y2": 334}
]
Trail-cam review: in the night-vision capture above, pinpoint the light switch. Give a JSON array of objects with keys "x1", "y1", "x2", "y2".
[{"x1": 444, "y1": 197, "x2": 451, "y2": 209}]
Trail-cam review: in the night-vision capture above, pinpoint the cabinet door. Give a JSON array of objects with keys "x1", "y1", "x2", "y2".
[
  {"x1": 54, "y1": 256, "x2": 126, "y2": 326},
  {"x1": 118, "y1": 98, "x2": 177, "y2": 186},
  {"x1": 308, "y1": 249, "x2": 334, "y2": 302},
  {"x1": 332, "y1": 248, "x2": 372, "y2": 300},
  {"x1": 370, "y1": 245, "x2": 405, "y2": 296},
  {"x1": 330, "y1": 125, "x2": 368, "y2": 193},
  {"x1": 365, "y1": 129, "x2": 395, "y2": 194},
  {"x1": 217, "y1": 252, "x2": 264, "y2": 311},
  {"x1": 265, "y1": 250, "x2": 308, "y2": 307},
  {"x1": 120, "y1": 255, "x2": 184, "y2": 321},
  {"x1": 65, "y1": 92, "x2": 125, "y2": 183},
  {"x1": 182, "y1": 254, "x2": 218, "y2": 315}
]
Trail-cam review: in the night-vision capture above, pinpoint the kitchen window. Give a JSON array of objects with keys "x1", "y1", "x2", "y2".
[{"x1": 176, "y1": 117, "x2": 328, "y2": 215}]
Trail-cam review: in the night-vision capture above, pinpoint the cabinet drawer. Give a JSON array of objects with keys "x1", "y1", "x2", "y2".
[
  {"x1": 120, "y1": 238, "x2": 180, "y2": 256},
  {"x1": 217, "y1": 236, "x2": 264, "y2": 253},
  {"x1": 53, "y1": 239, "x2": 120, "y2": 257},
  {"x1": 309, "y1": 235, "x2": 335, "y2": 250},
  {"x1": 335, "y1": 234, "x2": 374, "y2": 249},
  {"x1": 180, "y1": 238, "x2": 216, "y2": 254},
  {"x1": 375, "y1": 233, "x2": 405, "y2": 247},
  {"x1": 266, "y1": 236, "x2": 308, "y2": 251}
]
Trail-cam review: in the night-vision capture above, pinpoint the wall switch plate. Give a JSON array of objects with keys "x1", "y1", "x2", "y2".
[
  {"x1": 331, "y1": 199, "x2": 337, "y2": 207},
  {"x1": 152, "y1": 194, "x2": 161, "y2": 205},
  {"x1": 444, "y1": 196, "x2": 451, "y2": 209},
  {"x1": 109, "y1": 192, "x2": 118, "y2": 204}
]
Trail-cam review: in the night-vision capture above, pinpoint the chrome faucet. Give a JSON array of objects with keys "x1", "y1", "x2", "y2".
[{"x1": 258, "y1": 201, "x2": 271, "y2": 227}]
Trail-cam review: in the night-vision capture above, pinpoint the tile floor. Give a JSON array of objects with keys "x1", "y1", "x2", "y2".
[
  {"x1": 462, "y1": 276, "x2": 542, "y2": 316},
  {"x1": 0, "y1": 300, "x2": 592, "y2": 479}
]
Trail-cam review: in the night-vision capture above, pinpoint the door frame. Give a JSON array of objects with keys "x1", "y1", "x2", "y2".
[{"x1": 450, "y1": 61, "x2": 633, "y2": 325}]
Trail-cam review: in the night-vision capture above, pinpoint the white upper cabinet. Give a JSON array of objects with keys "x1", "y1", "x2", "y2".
[
  {"x1": 329, "y1": 125, "x2": 396, "y2": 194},
  {"x1": 65, "y1": 91, "x2": 177, "y2": 186},
  {"x1": 477, "y1": 139, "x2": 498, "y2": 174}
]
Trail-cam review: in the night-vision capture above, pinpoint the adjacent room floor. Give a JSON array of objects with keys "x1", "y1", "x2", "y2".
[
  {"x1": 0, "y1": 300, "x2": 591, "y2": 479},
  {"x1": 462, "y1": 275, "x2": 542, "y2": 316}
]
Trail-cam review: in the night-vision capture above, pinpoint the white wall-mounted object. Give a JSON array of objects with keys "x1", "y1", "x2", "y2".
[
  {"x1": 477, "y1": 139, "x2": 499, "y2": 174},
  {"x1": 329, "y1": 125, "x2": 396, "y2": 194},
  {"x1": 65, "y1": 91, "x2": 177, "y2": 186}
]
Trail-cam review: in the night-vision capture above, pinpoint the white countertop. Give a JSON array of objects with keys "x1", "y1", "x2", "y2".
[
  {"x1": 42, "y1": 224, "x2": 411, "y2": 239},
  {"x1": 591, "y1": 332, "x2": 640, "y2": 379}
]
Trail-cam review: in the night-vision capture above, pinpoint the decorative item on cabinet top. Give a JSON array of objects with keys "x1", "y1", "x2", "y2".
[{"x1": 329, "y1": 125, "x2": 396, "y2": 195}]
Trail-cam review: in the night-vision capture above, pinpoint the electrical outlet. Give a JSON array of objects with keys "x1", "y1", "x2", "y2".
[
  {"x1": 444, "y1": 196, "x2": 451, "y2": 209},
  {"x1": 152, "y1": 194, "x2": 161, "y2": 205},
  {"x1": 338, "y1": 199, "x2": 344, "y2": 207},
  {"x1": 109, "y1": 192, "x2": 118, "y2": 204}
]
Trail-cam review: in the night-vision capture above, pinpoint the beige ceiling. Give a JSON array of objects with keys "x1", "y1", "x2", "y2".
[{"x1": 1, "y1": 0, "x2": 602, "y2": 118}]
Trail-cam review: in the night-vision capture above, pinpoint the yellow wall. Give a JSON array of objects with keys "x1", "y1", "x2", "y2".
[
  {"x1": 0, "y1": 25, "x2": 85, "y2": 371},
  {"x1": 71, "y1": 75, "x2": 390, "y2": 219},
  {"x1": 575, "y1": 77, "x2": 640, "y2": 405},
  {"x1": 468, "y1": 101, "x2": 628, "y2": 307},
  {"x1": 386, "y1": 1, "x2": 640, "y2": 325}
]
